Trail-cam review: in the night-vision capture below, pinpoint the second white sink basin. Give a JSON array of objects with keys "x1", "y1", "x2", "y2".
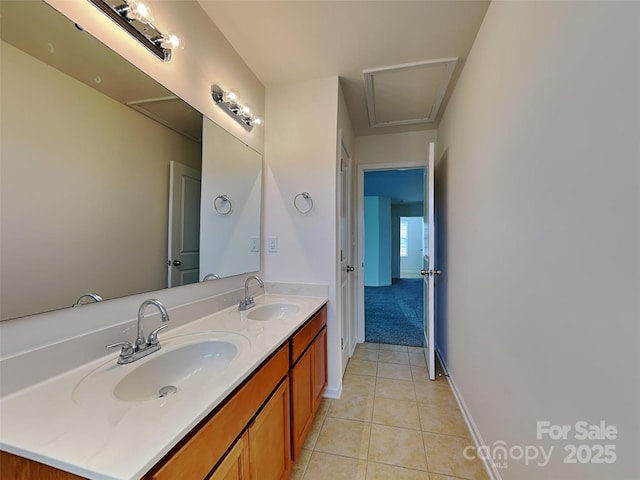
[{"x1": 247, "y1": 303, "x2": 300, "y2": 321}]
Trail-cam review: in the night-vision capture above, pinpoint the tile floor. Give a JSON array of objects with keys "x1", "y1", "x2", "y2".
[{"x1": 290, "y1": 342, "x2": 489, "y2": 480}]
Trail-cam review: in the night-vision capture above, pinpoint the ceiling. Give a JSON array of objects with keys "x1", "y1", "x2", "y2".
[{"x1": 198, "y1": 0, "x2": 490, "y2": 136}]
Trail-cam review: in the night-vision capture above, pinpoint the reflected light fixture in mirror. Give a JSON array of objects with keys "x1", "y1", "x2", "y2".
[
  {"x1": 211, "y1": 84, "x2": 263, "y2": 131},
  {"x1": 88, "y1": 0, "x2": 184, "y2": 62}
]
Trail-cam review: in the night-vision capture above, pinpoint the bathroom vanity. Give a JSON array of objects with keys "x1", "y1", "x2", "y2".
[{"x1": 0, "y1": 295, "x2": 328, "y2": 480}]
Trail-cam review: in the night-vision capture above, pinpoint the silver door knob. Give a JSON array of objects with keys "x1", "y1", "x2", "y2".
[
  {"x1": 346, "y1": 265, "x2": 355, "y2": 272},
  {"x1": 172, "y1": 260, "x2": 182, "y2": 266},
  {"x1": 420, "y1": 269, "x2": 442, "y2": 276}
]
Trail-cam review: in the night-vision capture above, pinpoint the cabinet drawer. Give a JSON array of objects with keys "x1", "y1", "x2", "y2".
[
  {"x1": 147, "y1": 343, "x2": 289, "y2": 480},
  {"x1": 290, "y1": 305, "x2": 327, "y2": 364}
]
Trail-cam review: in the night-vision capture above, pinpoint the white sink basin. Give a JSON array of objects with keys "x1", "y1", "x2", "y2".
[
  {"x1": 73, "y1": 331, "x2": 250, "y2": 405},
  {"x1": 113, "y1": 340, "x2": 238, "y2": 402},
  {"x1": 247, "y1": 303, "x2": 300, "y2": 321}
]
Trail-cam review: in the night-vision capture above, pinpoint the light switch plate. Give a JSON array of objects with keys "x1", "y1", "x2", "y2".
[
  {"x1": 250, "y1": 237, "x2": 260, "y2": 252},
  {"x1": 268, "y1": 236, "x2": 278, "y2": 253}
]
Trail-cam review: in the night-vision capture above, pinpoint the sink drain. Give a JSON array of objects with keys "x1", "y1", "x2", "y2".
[{"x1": 158, "y1": 385, "x2": 178, "y2": 398}]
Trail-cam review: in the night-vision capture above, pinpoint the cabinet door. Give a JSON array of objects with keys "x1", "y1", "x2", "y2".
[
  {"x1": 290, "y1": 348, "x2": 313, "y2": 460},
  {"x1": 208, "y1": 433, "x2": 249, "y2": 480},
  {"x1": 312, "y1": 327, "x2": 328, "y2": 412},
  {"x1": 248, "y1": 379, "x2": 291, "y2": 480}
]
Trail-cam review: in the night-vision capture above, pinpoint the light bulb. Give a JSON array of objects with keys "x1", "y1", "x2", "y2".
[
  {"x1": 240, "y1": 104, "x2": 252, "y2": 116},
  {"x1": 126, "y1": 0, "x2": 154, "y2": 24},
  {"x1": 161, "y1": 32, "x2": 184, "y2": 50},
  {"x1": 222, "y1": 89, "x2": 239, "y2": 104},
  {"x1": 251, "y1": 116, "x2": 264, "y2": 127}
]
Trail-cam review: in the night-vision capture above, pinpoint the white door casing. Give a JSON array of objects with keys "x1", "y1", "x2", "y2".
[
  {"x1": 356, "y1": 160, "x2": 425, "y2": 344},
  {"x1": 422, "y1": 142, "x2": 438, "y2": 380},
  {"x1": 168, "y1": 161, "x2": 201, "y2": 287},
  {"x1": 338, "y1": 130, "x2": 355, "y2": 375}
]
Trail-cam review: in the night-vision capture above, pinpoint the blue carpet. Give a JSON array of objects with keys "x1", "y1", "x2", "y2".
[{"x1": 365, "y1": 278, "x2": 424, "y2": 347}]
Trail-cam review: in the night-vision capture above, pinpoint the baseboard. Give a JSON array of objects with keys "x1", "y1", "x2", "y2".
[
  {"x1": 436, "y1": 349, "x2": 503, "y2": 480},
  {"x1": 323, "y1": 383, "x2": 342, "y2": 400}
]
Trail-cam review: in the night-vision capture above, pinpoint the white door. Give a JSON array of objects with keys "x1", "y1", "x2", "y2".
[
  {"x1": 421, "y1": 142, "x2": 439, "y2": 380},
  {"x1": 168, "y1": 161, "x2": 201, "y2": 287},
  {"x1": 339, "y1": 132, "x2": 354, "y2": 376}
]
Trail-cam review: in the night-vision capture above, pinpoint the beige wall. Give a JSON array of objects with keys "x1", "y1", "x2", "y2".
[
  {"x1": 354, "y1": 130, "x2": 437, "y2": 167},
  {"x1": 0, "y1": 41, "x2": 201, "y2": 319},
  {"x1": 264, "y1": 76, "x2": 344, "y2": 395},
  {"x1": 437, "y1": 2, "x2": 639, "y2": 478}
]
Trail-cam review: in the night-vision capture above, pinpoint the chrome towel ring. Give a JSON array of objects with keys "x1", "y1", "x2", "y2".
[
  {"x1": 214, "y1": 194, "x2": 233, "y2": 215},
  {"x1": 294, "y1": 192, "x2": 314, "y2": 214}
]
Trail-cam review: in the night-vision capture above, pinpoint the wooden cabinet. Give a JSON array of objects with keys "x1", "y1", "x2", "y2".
[
  {"x1": 209, "y1": 378, "x2": 290, "y2": 480},
  {"x1": 312, "y1": 327, "x2": 327, "y2": 409},
  {"x1": 289, "y1": 306, "x2": 328, "y2": 460},
  {"x1": 207, "y1": 433, "x2": 249, "y2": 480},
  {"x1": 248, "y1": 380, "x2": 290, "y2": 480},
  {"x1": 147, "y1": 344, "x2": 290, "y2": 480},
  {"x1": 0, "y1": 451, "x2": 85, "y2": 480}
]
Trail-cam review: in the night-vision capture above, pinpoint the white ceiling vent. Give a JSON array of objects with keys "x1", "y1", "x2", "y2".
[{"x1": 363, "y1": 58, "x2": 458, "y2": 128}]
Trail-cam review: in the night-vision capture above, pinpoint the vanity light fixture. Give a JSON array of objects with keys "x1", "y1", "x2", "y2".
[
  {"x1": 211, "y1": 84, "x2": 263, "y2": 131},
  {"x1": 88, "y1": 0, "x2": 184, "y2": 62}
]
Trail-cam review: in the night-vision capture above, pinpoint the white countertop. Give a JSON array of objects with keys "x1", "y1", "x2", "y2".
[{"x1": 0, "y1": 294, "x2": 327, "y2": 480}]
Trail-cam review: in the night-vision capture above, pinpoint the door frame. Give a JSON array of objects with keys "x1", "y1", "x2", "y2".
[
  {"x1": 338, "y1": 129, "x2": 355, "y2": 374},
  {"x1": 167, "y1": 160, "x2": 201, "y2": 287},
  {"x1": 355, "y1": 161, "x2": 425, "y2": 344}
]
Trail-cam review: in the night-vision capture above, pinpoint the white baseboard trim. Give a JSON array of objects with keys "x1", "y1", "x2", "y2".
[
  {"x1": 436, "y1": 349, "x2": 503, "y2": 480},
  {"x1": 323, "y1": 384, "x2": 342, "y2": 400}
]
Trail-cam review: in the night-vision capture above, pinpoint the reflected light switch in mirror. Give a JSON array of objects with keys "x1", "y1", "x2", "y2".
[{"x1": 250, "y1": 237, "x2": 260, "y2": 252}]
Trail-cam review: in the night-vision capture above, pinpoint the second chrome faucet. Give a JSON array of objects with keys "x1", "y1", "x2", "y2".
[
  {"x1": 238, "y1": 276, "x2": 264, "y2": 311},
  {"x1": 107, "y1": 299, "x2": 170, "y2": 364}
]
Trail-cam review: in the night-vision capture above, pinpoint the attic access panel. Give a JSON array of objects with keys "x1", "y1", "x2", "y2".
[{"x1": 363, "y1": 58, "x2": 458, "y2": 128}]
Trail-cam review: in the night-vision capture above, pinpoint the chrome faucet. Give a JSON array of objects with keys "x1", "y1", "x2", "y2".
[
  {"x1": 107, "y1": 299, "x2": 170, "y2": 364},
  {"x1": 238, "y1": 275, "x2": 264, "y2": 311},
  {"x1": 72, "y1": 293, "x2": 102, "y2": 307}
]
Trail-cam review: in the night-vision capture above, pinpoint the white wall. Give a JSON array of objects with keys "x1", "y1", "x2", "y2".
[
  {"x1": 263, "y1": 76, "x2": 343, "y2": 395},
  {"x1": 437, "y1": 2, "x2": 639, "y2": 479}
]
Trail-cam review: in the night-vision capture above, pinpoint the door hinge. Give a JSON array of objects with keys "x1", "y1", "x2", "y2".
[{"x1": 341, "y1": 337, "x2": 344, "y2": 350}]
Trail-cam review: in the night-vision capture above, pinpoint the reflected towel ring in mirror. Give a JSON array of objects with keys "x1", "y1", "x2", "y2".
[
  {"x1": 214, "y1": 194, "x2": 233, "y2": 215},
  {"x1": 294, "y1": 192, "x2": 314, "y2": 214}
]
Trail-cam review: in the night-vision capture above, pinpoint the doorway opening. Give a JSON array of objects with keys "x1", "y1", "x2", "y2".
[{"x1": 359, "y1": 167, "x2": 425, "y2": 347}]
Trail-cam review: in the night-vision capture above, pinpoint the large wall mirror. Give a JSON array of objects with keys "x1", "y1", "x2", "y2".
[{"x1": 0, "y1": 1, "x2": 262, "y2": 321}]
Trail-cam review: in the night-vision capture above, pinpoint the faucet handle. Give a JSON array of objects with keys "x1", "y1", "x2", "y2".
[
  {"x1": 107, "y1": 341, "x2": 134, "y2": 358},
  {"x1": 147, "y1": 324, "x2": 168, "y2": 346}
]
